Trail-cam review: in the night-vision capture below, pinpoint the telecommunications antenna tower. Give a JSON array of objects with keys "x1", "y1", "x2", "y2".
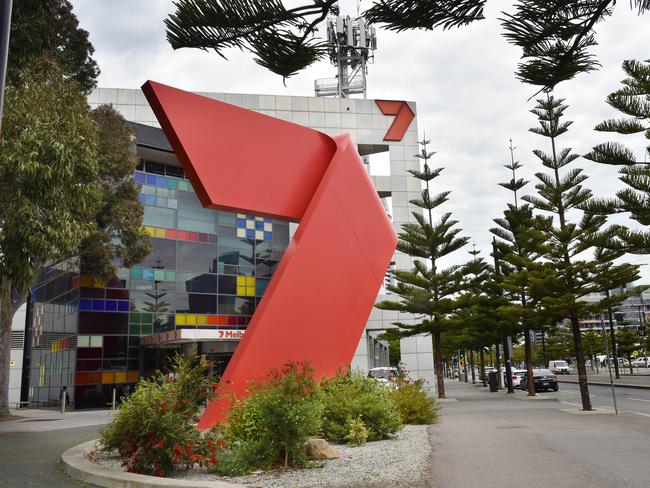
[{"x1": 314, "y1": 14, "x2": 377, "y2": 98}]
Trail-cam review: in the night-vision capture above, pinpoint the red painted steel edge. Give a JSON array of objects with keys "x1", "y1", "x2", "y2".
[{"x1": 141, "y1": 81, "x2": 397, "y2": 429}]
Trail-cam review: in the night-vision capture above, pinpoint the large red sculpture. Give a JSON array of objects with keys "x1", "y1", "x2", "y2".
[{"x1": 142, "y1": 81, "x2": 397, "y2": 429}]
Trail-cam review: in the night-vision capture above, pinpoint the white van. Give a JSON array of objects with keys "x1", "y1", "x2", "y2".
[{"x1": 548, "y1": 360, "x2": 570, "y2": 375}]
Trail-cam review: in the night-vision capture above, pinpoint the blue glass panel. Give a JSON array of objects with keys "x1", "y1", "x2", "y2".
[
  {"x1": 264, "y1": 231, "x2": 273, "y2": 240},
  {"x1": 145, "y1": 174, "x2": 157, "y2": 185},
  {"x1": 236, "y1": 219, "x2": 246, "y2": 228},
  {"x1": 255, "y1": 221, "x2": 264, "y2": 230},
  {"x1": 79, "y1": 299, "x2": 92, "y2": 311},
  {"x1": 264, "y1": 217, "x2": 272, "y2": 223},
  {"x1": 246, "y1": 229, "x2": 255, "y2": 239},
  {"x1": 157, "y1": 176, "x2": 168, "y2": 187},
  {"x1": 117, "y1": 301, "x2": 129, "y2": 312},
  {"x1": 138, "y1": 194, "x2": 145, "y2": 204},
  {"x1": 134, "y1": 172, "x2": 146, "y2": 184},
  {"x1": 92, "y1": 299, "x2": 105, "y2": 311},
  {"x1": 144, "y1": 195, "x2": 156, "y2": 206},
  {"x1": 246, "y1": 215, "x2": 254, "y2": 220},
  {"x1": 142, "y1": 268, "x2": 154, "y2": 281},
  {"x1": 105, "y1": 300, "x2": 117, "y2": 311}
]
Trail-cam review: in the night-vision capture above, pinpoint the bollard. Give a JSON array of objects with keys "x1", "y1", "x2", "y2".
[
  {"x1": 61, "y1": 390, "x2": 67, "y2": 414},
  {"x1": 112, "y1": 388, "x2": 117, "y2": 411}
]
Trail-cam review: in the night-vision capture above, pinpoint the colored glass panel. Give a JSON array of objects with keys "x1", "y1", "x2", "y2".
[
  {"x1": 127, "y1": 371, "x2": 140, "y2": 383},
  {"x1": 115, "y1": 372, "x2": 127, "y2": 383},
  {"x1": 176, "y1": 314, "x2": 186, "y2": 325},
  {"x1": 101, "y1": 372, "x2": 115, "y2": 384},
  {"x1": 197, "y1": 315, "x2": 208, "y2": 325}
]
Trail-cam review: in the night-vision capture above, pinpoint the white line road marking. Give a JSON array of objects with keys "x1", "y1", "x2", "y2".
[
  {"x1": 559, "y1": 390, "x2": 579, "y2": 394},
  {"x1": 631, "y1": 412, "x2": 650, "y2": 417},
  {"x1": 628, "y1": 397, "x2": 650, "y2": 403},
  {"x1": 561, "y1": 401, "x2": 580, "y2": 406}
]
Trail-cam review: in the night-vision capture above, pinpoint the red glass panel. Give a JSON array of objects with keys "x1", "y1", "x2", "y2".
[
  {"x1": 178, "y1": 230, "x2": 188, "y2": 240},
  {"x1": 75, "y1": 372, "x2": 88, "y2": 385}
]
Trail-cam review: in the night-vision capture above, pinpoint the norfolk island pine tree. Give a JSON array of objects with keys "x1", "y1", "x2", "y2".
[{"x1": 377, "y1": 135, "x2": 469, "y2": 399}]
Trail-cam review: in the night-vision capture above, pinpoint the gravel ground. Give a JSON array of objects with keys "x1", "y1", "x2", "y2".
[{"x1": 90, "y1": 424, "x2": 431, "y2": 488}]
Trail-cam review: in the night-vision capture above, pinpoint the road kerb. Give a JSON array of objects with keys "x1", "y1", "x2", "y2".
[{"x1": 61, "y1": 439, "x2": 245, "y2": 488}]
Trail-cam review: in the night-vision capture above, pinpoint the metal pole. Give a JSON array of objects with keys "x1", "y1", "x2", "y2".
[
  {"x1": 60, "y1": 391, "x2": 66, "y2": 415},
  {"x1": 606, "y1": 289, "x2": 620, "y2": 379},
  {"x1": 112, "y1": 388, "x2": 116, "y2": 411},
  {"x1": 600, "y1": 318, "x2": 618, "y2": 414},
  {"x1": 0, "y1": 0, "x2": 13, "y2": 135}
]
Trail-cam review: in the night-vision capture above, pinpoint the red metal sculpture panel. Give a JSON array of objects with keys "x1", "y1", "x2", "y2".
[
  {"x1": 375, "y1": 100, "x2": 415, "y2": 142},
  {"x1": 142, "y1": 81, "x2": 397, "y2": 429}
]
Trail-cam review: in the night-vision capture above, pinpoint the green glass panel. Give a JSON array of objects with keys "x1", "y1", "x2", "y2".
[
  {"x1": 129, "y1": 325, "x2": 140, "y2": 335},
  {"x1": 141, "y1": 313, "x2": 153, "y2": 324},
  {"x1": 168, "y1": 178, "x2": 178, "y2": 189},
  {"x1": 154, "y1": 269, "x2": 165, "y2": 281},
  {"x1": 141, "y1": 324, "x2": 153, "y2": 334},
  {"x1": 164, "y1": 270, "x2": 176, "y2": 281},
  {"x1": 179, "y1": 181, "x2": 189, "y2": 192},
  {"x1": 130, "y1": 268, "x2": 142, "y2": 279},
  {"x1": 130, "y1": 312, "x2": 141, "y2": 324}
]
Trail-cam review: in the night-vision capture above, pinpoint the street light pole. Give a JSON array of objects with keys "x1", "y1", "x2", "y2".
[
  {"x1": 0, "y1": 0, "x2": 13, "y2": 135},
  {"x1": 600, "y1": 317, "x2": 618, "y2": 414}
]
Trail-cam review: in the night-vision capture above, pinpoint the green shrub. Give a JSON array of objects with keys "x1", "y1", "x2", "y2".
[
  {"x1": 320, "y1": 372, "x2": 402, "y2": 443},
  {"x1": 344, "y1": 416, "x2": 368, "y2": 446},
  {"x1": 220, "y1": 362, "x2": 323, "y2": 471},
  {"x1": 100, "y1": 347, "x2": 220, "y2": 476},
  {"x1": 389, "y1": 380, "x2": 438, "y2": 424}
]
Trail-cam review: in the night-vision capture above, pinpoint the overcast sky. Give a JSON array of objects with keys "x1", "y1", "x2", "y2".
[{"x1": 72, "y1": 0, "x2": 650, "y2": 280}]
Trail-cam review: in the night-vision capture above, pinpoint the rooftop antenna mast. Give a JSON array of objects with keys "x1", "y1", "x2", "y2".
[{"x1": 314, "y1": 8, "x2": 377, "y2": 98}]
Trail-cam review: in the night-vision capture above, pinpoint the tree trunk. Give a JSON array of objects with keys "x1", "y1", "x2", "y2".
[
  {"x1": 495, "y1": 342, "x2": 502, "y2": 390},
  {"x1": 470, "y1": 349, "x2": 476, "y2": 384},
  {"x1": 570, "y1": 314, "x2": 592, "y2": 411},
  {"x1": 524, "y1": 328, "x2": 535, "y2": 396},
  {"x1": 0, "y1": 278, "x2": 13, "y2": 417},
  {"x1": 503, "y1": 336, "x2": 514, "y2": 393},
  {"x1": 433, "y1": 332, "x2": 445, "y2": 399},
  {"x1": 480, "y1": 348, "x2": 486, "y2": 387}
]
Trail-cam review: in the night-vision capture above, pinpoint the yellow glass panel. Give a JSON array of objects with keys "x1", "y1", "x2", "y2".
[
  {"x1": 175, "y1": 314, "x2": 186, "y2": 325},
  {"x1": 115, "y1": 371, "x2": 127, "y2": 384},
  {"x1": 246, "y1": 286, "x2": 255, "y2": 296},
  {"x1": 155, "y1": 228, "x2": 166, "y2": 238},
  {"x1": 236, "y1": 276, "x2": 246, "y2": 286},
  {"x1": 80, "y1": 275, "x2": 93, "y2": 287},
  {"x1": 186, "y1": 314, "x2": 197, "y2": 325},
  {"x1": 127, "y1": 371, "x2": 140, "y2": 383},
  {"x1": 102, "y1": 372, "x2": 114, "y2": 384},
  {"x1": 246, "y1": 277, "x2": 256, "y2": 286},
  {"x1": 237, "y1": 286, "x2": 246, "y2": 296},
  {"x1": 144, "y1": 226, "x2": 155, "y2": 237},
  {"x1": 197, "y1": 315, "x2": 208, "y2": 325}
]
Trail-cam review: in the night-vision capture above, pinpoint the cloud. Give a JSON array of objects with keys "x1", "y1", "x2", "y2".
[{"x1": 71, "y1": 0, "x2": 650, "y2": 278}]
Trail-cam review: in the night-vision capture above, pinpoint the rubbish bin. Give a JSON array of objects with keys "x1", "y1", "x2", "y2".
[{"x1": 488, "y1": 371, "x2": 498, "y2": 392}]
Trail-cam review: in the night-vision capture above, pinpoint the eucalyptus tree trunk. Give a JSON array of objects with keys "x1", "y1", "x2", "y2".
[{"x1": 0, "y1": 278, "x2": 13, "y2": 416}]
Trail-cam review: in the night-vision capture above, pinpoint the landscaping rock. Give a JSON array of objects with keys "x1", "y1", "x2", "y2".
[{"x1": 306, "y1": 438, "x2": 340, "y2": 460}]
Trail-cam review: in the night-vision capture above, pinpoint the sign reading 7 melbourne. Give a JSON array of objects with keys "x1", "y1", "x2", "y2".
[{"x1": 142, "y1": 81, "x2": 397, "y2": 429}]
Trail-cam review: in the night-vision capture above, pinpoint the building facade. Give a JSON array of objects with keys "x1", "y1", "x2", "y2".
[{"x1": 13, "y1": 88, "x2": 434, "y2": 408}]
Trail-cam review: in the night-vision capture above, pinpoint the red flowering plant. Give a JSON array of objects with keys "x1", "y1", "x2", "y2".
[{"x1": 100, "y1": 346, "x2": 221, "y2": 476}]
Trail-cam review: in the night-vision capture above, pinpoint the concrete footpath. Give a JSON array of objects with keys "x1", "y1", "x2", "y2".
[
  {"x1": 558, "y1": 372, "x2": 650, "y2": 389},
  {"x1": 0, "y1": 407, "x2": 114, "y2": 433},
  {"x1": 429, "y1": 381, "x2": 650, "y2": 488}
]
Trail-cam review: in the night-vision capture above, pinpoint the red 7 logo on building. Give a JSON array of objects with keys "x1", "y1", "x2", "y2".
[{"x1": 375, "y1": 100, "x2": 415, "y2": 142}]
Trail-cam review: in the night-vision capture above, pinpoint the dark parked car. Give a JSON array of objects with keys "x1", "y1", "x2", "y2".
[{"x1": 519, "y1": 368, "x2": 558, "y2": 392}]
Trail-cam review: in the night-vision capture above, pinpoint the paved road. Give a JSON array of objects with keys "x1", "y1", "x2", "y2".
[
  {"x1": 558, "y1": 382, "x2": 650, "y2": 417},
  {"x1": 0, "y1": 425, "x2": 101, "y2": 487},
  {"x1": 430, "y1": 381, "x2": 650, "y2": 488}
]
